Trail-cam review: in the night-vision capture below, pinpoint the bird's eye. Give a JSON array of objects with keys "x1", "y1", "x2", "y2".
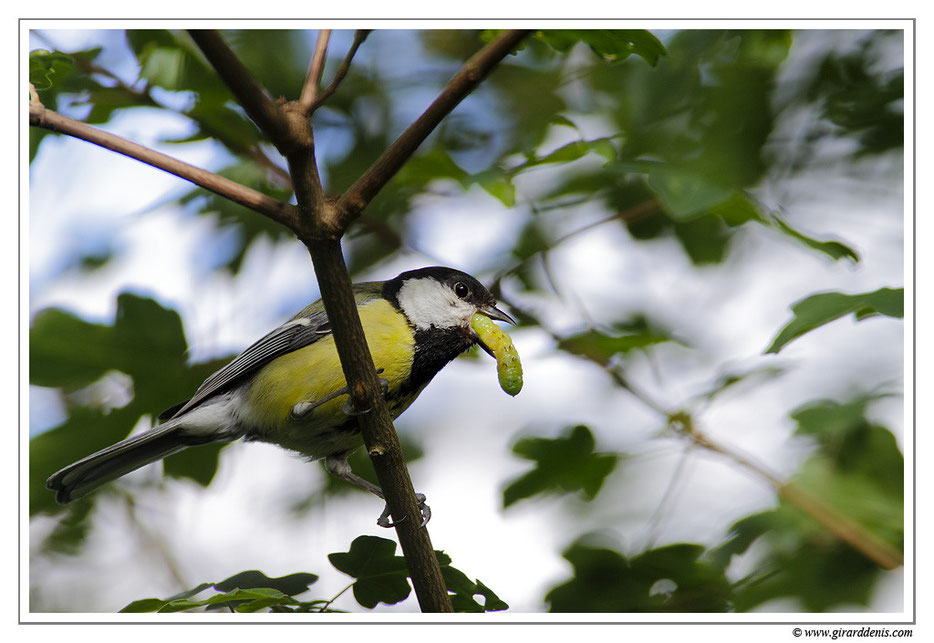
[{"x1": 454, "y1": 282, "x2": 470, "y2": 299}]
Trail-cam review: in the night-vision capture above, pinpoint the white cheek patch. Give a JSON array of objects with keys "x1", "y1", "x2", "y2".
[{"x1": 396, "y1": 278, "x2": 475, "y2": 330}]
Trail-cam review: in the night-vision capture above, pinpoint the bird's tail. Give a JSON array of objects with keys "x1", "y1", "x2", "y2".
[{"x1": 46, "y1": 419, "x2": 214, "y2": 505}]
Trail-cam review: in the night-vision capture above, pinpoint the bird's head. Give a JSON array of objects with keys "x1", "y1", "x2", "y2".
[{"x1": 386, "y1": 266, "x2": 515, "y2": 342}]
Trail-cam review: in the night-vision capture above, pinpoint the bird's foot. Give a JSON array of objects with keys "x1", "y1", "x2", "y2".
[{"x1": 377, "y1": 493, "x2": 431, "y2": 528}]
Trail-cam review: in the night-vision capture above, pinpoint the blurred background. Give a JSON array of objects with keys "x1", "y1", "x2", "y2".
[{"x1": 27, "y1": 27, "x2": 906, "y2": 614}]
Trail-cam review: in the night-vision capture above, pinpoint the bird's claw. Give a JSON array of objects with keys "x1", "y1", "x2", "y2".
[
  {"x1": 341, "y1": 371, "x2": 389, "y2": 417},
  {"x1": 376, "y1": 493, "x2": 430, "y2": 529}
]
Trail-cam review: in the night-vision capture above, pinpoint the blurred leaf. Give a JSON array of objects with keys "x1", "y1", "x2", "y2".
[
  {"x1": 30, "y1": 309, "x2": 116, "y2": 390},
  {"x1": 40, "y1": 502, "x2": 94, "y2": 555},
  {"x1": 558, "y1": 316, "x2": 681, "y2": 364},
  {"x1": 503, "y1": 425, "x2": 618, "y2": 508},
  {"x1": 768, "y1": 214, "x2": 860, "y2": 263},
  {"x1": 645, "y1": 165, "x2": 734, "y2": 221},
  {"x1": 226, "y1": 29, "x2": 313, "y2": 102},
  {"x1": 472, "y1": 170, "x2": 516, "y2": 207},
  {"x1": 710, "y1": 196, "x2": 860, "y2": 262},
  {"x1": 526, "y1": 138, "x2": 618, "y2": 169},
  {"x1": 126, "y1": 30, "x2": 229, "y2": 101},
  {"x1": 163, "y1": 442, "x2": 224, "y2": 486},
  {"x1": 29, "y1": 49, "x2": 75, "y2": 91},
  {"x1": 696, "y1": 365, "x2": 787, "y2": 403},
  {"x1": 485, "y1": 62, "x2": 566, "y2": 153},
  {"x1": 714, "y1": 506, "x2": 883, "y2": 612},
  {"x1": 791, "y1": 396, "x2": 904, "y2": 503},
  {"x1": 328, "y1": 536, "x2": 411, "y2": 608},
  {"x1": 765, "y1": 287, "x2": 903, "y2": 353},
  {"x1": 537, "y1": 29, "x2": 667, "y2": 66},
  {"x1": 30, "y1": 294, "x2": 236, "y2": 523},
  {"x1": 546, "y1": 541, "x2": 731, "y2": 612},
  {"x1": 672, "y1": 216, "x2": 732, "y2": 264},
  {"x1": 712, "y1": 393, "x2": 903, "y2": 611},
  {"x1": 806, "y1": 34, "x2": 904, "y2": 155},
  {"x1": 30, "y1": 406, "x2": 139, "y2": 517},
  {"x1": 172, "y1": 100, "x2": 264, "y2": 150},
  {"x1": 180, "y1": 160, "x2": 296, "y2": 273}
]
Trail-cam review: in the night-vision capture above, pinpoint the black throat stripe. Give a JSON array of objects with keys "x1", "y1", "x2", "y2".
[{"x1": 401, "y1": 326, "x2": 476, "y2": 397}]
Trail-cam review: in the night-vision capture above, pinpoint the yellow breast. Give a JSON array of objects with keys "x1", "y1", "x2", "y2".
[{"x1": 244, "y1": 298, "x2": 415, "y2": 432}]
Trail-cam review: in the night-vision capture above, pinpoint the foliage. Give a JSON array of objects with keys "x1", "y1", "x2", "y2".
[
  {"x1": 122, "y1": 537, "x2": 506, "y2": 613},
  {"x1": 29, "y1": 294, "x2": 232, "y2": 519},
  {"x1": 28, "y1": 27, "x2": 904, "y2": 614},
  {"x1": 765, "y1": 287, "x2": 904, "y2": 354},
  {"x1": 503, "y1": 425, "x2": 618, "y2": 508}
]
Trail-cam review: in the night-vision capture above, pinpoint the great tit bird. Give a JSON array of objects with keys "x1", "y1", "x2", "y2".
[{"x1": 46, "y1": 266, "x2": 515, "y2": 525}]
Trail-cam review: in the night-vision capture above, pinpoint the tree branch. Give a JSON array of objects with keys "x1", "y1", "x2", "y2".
[
  {"x1": 336, "y1": 29, "x2": 531, "y2": 226},
  {"x1": 305, "y1": 240, "x2": 453, "y2": 612},
  {"x1": 28, "y1": 101, "x2": 299, "y2": 229},
  {"x1": 684, "y1": 424, "x2": 904, "y2": 570},
  {"x1": 187, "y1": 29, "x2": 294, "y2": 152},
  {"x1": 299, "y1": 29, "x2": 331, "y2": 112},
  {"x1": 309, "y1": 29, "x2": 372, "y2": 112}
]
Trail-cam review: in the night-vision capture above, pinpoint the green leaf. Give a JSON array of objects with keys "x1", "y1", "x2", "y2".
[
  {"x1": 29, "y1": 49, "x2": 75, "y2": 91},
  {"x1": 545, "y1": 541, "x2": 731, "y2": 612},
  {"x1": 765, "y1": 287, "x2": 903, "y2": 354},
  {"x1": 537, "y1": 29, "x2": 667, "y2": 66},
  {"x1": 715, "y1": 504, "x2": 886, "y2": 611},
  {"x1": 711, "y1": 393, "x2": 903, "y2": 611},
  {"x1": 471, "y1": 171, "x2": 516, "y2": 207},
  {"x1": 768, "y1": 214, "x2": 860, "y2": 263},
  {"x1": 30, "y1": 293, "x2": 190, "y2": 391},
  {"x1": 120, "y1": 570, "x2": 318, "y2": 613},
  {"x1": 523, "y1": 138, "x2": 619, "y2": 170},
  {"x1": 557, "y1": 316, "x2": 679, "y2": 363},
  {"x1": 672, "y1": 216, "x2": 732, "y2": 265},
  {"x1": 163, "y1": 443, "x2": 224, "y2": 486},
  {"x1": 790, "y1": 396, "x2": 904, "y2": 503},
  {"x1": 29, "y1": 309, "x2": 115, "y2": 389},
  {"x1": 503, "y1": 425, "x2": 618, "y2": 508},
  {"x1": 126, "y1": 30, "x2": 228, "y2": 101},
  {"x1": 214, "y1": 570, "x2": 319, "y2": 596},
  {"x1": 645, "y1": 165, "x2": 734, "y2": 221},
  {"x1": 328, "y1": 536, "x2": 411, "y2": 608},
  {"x1": 30, "y1": 406, "x2": 142, "y2": 517},
  {"x1": 440, "y1": 564, "x2": 509, "y2": 612}
]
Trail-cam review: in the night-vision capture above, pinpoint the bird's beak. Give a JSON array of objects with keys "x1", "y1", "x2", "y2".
[
  {"x1": 474, "y1": 304, "x2": 517, "y2": 358},
  {"x1": 479, "y1": 303, "x2": 517, "y2": 326}
]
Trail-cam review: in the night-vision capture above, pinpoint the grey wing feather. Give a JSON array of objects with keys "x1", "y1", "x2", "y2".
[{"x1": 168, "y1": 310, "x2": 332, "y2": 418}]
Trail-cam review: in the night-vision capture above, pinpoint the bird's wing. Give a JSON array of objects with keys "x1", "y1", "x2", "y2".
[{"x1": 166, "y1": 310, "x2": 333, "y2": 419}]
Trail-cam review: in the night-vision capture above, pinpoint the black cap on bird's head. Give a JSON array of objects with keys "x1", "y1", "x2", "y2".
[{"x1": 383, "y1": 266, "x2": 515, "y2": 332}]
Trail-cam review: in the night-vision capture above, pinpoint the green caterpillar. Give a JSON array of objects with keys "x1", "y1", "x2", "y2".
[{"x1": 471, "y1": 312, "x2": 523, "y2": 396}]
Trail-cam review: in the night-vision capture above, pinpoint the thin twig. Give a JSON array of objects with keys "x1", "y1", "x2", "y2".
[
  {"x1": 300, "y1": 29, "x2": 332, "y2": 112},
  {"x1": 39, "y1": 32, "x2": 293, "y2": 187},
  {"x1": 29, "y1": 102, "x2": 299, "y2": 229},
  {"x1": 187, "y1": 30, "x2": 293, "y2": 152},
  {"x1": 336, "y1": 29, "x2": 532, "y2": 227},
  {"x1": 310, "y1": 30, "x2": 372, "y2": 112},
  {"x1": 121, "y1": 490, "x2": 189, "y2": 592},
  {"x1": 684, "y1": 423, "x2": 904, "y2": 570}
]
